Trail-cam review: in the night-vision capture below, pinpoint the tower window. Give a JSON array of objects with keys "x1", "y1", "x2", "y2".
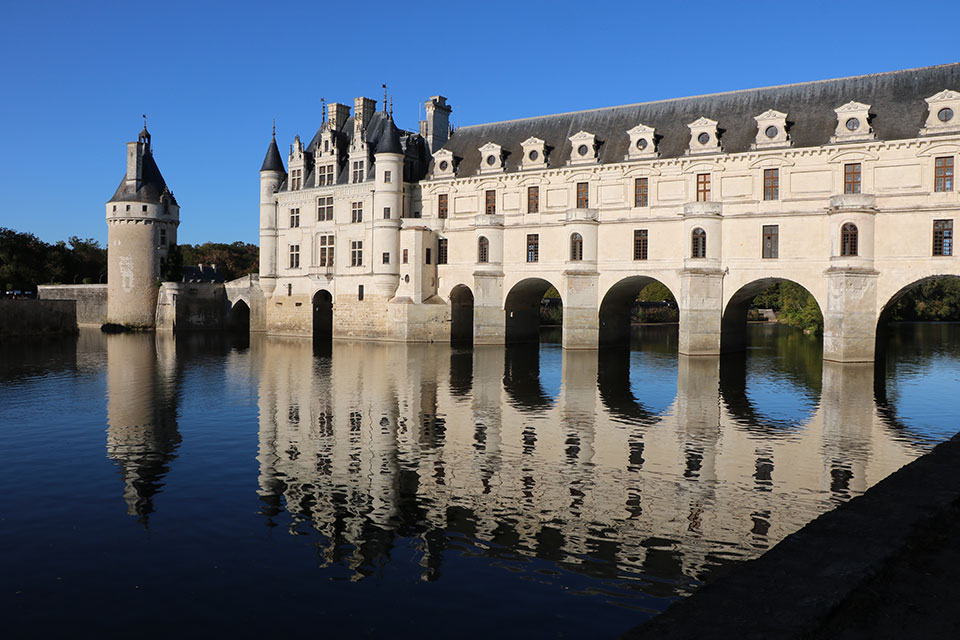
[
  {"x1": 526, "y1": 234, "x2": 539, "y2": 262},
  {"x1": 933, "y1": 219, "x2": 953, "y2": 256},
  {"x1": 289, "y1": 244, "x2": 300, "y2": 269},
  {"x1": 570, "y1": 233, "x2": 583, "y2": 261},
  {"x1": 691, "y1": 228, "x2": 706, "y2": 258},
  {"x1": 576, "y1": 182, "x2": 589, "y2": 208},
  {"x1": 634, "y1": 229, "x2": 648, "y2": 260},
  {"x1": 763, "y1": 225, "x2": 779, "y2": 258},
  {"x1": 383, "y1": 207, "x2": 391, "y2": 219},
  {"x1": 696, "y1": 174, "x2": 711, "y2": 202},
  {"x1": 142, "y1": 205, "x2": 148, "y2": 212},
  {"x1": 402, "y1": 249, "x2": 408, "y2": 264},
  {"x1": 358, "y1": 284, "x2": 364, "y2": 301},
  {"x1": 763, "y1": 169, "x2": 779, "y2": 201},
  {"x1": 159, "y1": 228, "x2": 167, "y2": 247},
  {"x1": 935, "y1": 156, "x2": 954, "y2": 192},
  {"x1": 635, "y1": 178, "x2": 648, "y2": 207},
  {"x1": 351, "y1": 202, "x2": 363, "y2": 223},
  {"x1": 485, "y1": 190, "x2": 496, "y2": 215},
  {"x1": 841, "y1": 223, "x2": 858, "y2": 256},
  {"x1": 844, "y1": 163, "x2": 861, "y2": 194},
  {"x1": 384, "y1": 170, "x2": 392, "y2": 183},
  {"x1": 425, "y1": 248, "x2": 432, "y2": 265},
  {"x1": 438, "y1": 238, "x2": 448, "y2": 264},
  {"x1": 528, "y1": 186, "x2": 539, "y2": 213},
  {"x1": 382, "y1": 252, "x2": 390, "y2": 264},
  {"x1": 477, "y1": 236, "x2": 489, "y2": 263},
  {"x1": 438, "y1": 194, "x2": 448, "y2": 218}
]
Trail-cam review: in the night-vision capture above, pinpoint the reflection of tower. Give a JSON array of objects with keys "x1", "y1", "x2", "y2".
[
  {"x1": 105, "y1": 332, "x2": 181, "y2": 522},
  {"x1": 820, "y1": 361, "x2": 875, "y2": 499},
  {"x1": 106, "y1": 126, "x2": 179, "y2": 327}
]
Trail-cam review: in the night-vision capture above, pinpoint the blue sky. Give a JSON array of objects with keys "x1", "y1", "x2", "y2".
[{"x1": 1, "y1": 1, "x2": 957, "y2": 246}]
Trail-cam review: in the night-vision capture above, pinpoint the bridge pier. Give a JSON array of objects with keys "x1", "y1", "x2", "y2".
[
  {"x1": 561, "y1": 271, "x2": 599, "y2": 349},
  {"x1": 473, "y1": 271, "x2": 505, "y2": 345},
  {"x1": 678, "y1": 267, "x2": 724, "y2": 356},
  {"x1": 823, "y1": 267, "x2": 878, "y2": 363}
]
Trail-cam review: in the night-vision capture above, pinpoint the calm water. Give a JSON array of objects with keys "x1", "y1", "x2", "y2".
[{"x1": 2, "y1": 323, "x2": 959, "y2": 638}]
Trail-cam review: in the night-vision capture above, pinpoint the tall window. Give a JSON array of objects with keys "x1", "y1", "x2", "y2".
[
  {"x1": 691, "y1": 228, "x2": 706, "y2": 258},
  {"x1": 317, "y1": 164, "x2": 334, "y2": 186},
  {"x1": 763, "y1": 169, "x2": 779, "y2": 201},
  {"x1": 317, "y1": 197, "x2": 333, "y2": 221},
  {"x1": 159, "y1": 228, "x2": 167, "y2": 247},
  {"x1": 289, "y1": 244, "x2": 300, "y2": 269},
  {"x1": 384, "y1": 170, "x2": 392, "y2": 183},
  {"x1": 351, "y1": 202, "x2": 363, "y2": 223},
  {"x1": 352, "y1": 160, "x2": 365, "y2": 183},
  {"x1": 569, "y1": 233, "x2": 583, "y2": 261},
  {"x1": 290, "y1": 207, "x2": 300, "y2": 228},
  {"x1": 425, "y1": 248, "x2": 432, "y2": 265},
  {"x1": 402, "y1": 249, "x2": 408, "y2": 264},
  {"x1": 485, "y1": 190, "x2": 496, "y2": 215},
  {"x1": 844, "y1": 163, "x2": 861, "y2": 194},
  {"x1": 350, "y1": 240, "x2": 363, "y2": 266},
  {"x1": 696, "y1": 173, "x2": 711, "y2": 202},
  {"x1": 438, "y1": 194, "x2": 448, "y2": 219},
  {"x1": 318, "y1": 235, "x2": 334, "y2": 267},
  {"x1": 477, "y1": 236, "x2": 489, "y2": 263},
  {"x1": 576, "y1": 182, "x2": 589, "y2": 208},
  {"x1": 635, "y1": 178, "x2": 648, "y2": 207},
  {"x1": 935, "y1": 157, "x2": 954, "y2": 192},
  {"x1": 762, "y1": 224, "x2": 779, "y2": 258},
  {"x1": 841, "y1": 223, "x2": 858, "y2": 256},
  {"x1": 526, "y1": 234, "x2": 539, "y2": 262},
  {"x1": 634, "y1": 229, "x2": 648, "y2": 260},
  {"x1": 934, "y1": 219, "x2": 954, "y2": 256},
  {"x1": 382, "y1": 252, "x2": 390, "y2": 264},
  {"x1": 438, "y1": 238, "x2": 448, "y2": 264},
  {"x1": 528, "y1": 186, "x2": 539, "y2": 213},
  {"x1": 290, "y1": 169, "x2": 302, "y2": 190},
  {"x1": 383, "y1": 207, "x2": 391, "y2": 219}
]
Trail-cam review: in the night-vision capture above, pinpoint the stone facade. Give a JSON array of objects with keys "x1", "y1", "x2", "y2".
[{"x1": 257, "y1": 65, "x2": 960, "y2": 362}]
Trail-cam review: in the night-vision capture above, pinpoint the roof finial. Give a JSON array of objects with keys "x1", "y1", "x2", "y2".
[
  {"x1": 142, "y1": 113, "x2": 147, "y2": 129},
  {"x1": 321, "y1": 97, "x2": 326, "y2": 122},
  {"x1": 390, "y1": 95, "x2": 393, "y2": 118},
  {"x1": 272, "y1": 119, "x2": 276, "y2": 139},
  {"x1": 382, "y1": 84, "x2": 387, "y2": 112}
]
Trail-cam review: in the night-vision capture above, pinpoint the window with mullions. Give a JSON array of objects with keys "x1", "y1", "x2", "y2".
[
  {"x1": 844, "y1": 163, "x2": 861, "y2": 194},
  {"x1": 351, "y1": 202, "x2": 363, "y2": 223},
  {"x1": 935, "y1": 157, "x2": 954, "y2": 192},
  {"x1": 528, "y1": 186, "x2": 539, "y2": 213},
  {"x1": 570, "y1": 233, "x2": 583, "y2": 261},
  {"x1": 841, "y1": 223, "x2": 858, "y2": 256},
  {"x1": 317, "y1": 164, "x2": 334, "y2": 186},
  {"x1": 485, "y1": 190, "x2": 496, "y2": 215},
  {"x1": 289, "y1": 244, "x2": 300, "y2": 269},
  {"x1": 318, "y1": 235, "x2": 334, "y2": 267},
  {"x1": 477, "y1": 236, "x2": 489, "y2": 263},
  {"x1": 696, "y1": 174, "x2": 710, "y2": 202},
  {"x1": 438, "y1": 194, "x2": 448, "y2": 218},
  {"x1": 290, "y1": 169, "x2": 302, "y2": 190},
  {"x1": 576, "y1": 182, "x2": 589, "y2": 208},
  {"x1": 352, "y1": 160, "x2": 365, "y2": 183},
  {"x1": 317, "y1": 197, "x2": 333, "y2": 221},
  {"x1": 762, "y1": 225, "x2": 779, "y2": 258},
  {"x1": 634, "y1": 229, "x2": 648, "y2": 260},
  {"x1": 635, "y1": 178, "x2": 648, "y2": 207},
  {"x1": 526, "y1": 234, "x2": 539, "y2": 262},
  {"x1": 763, "y1": 169, "x2": 779, "y2": 201},
  {"x1": 438, "y1": 238, "x2": 448, "y2": 265},
  {"x1": 350, "y1": 240, "x2": 363, "y2": 266},
  {"x1": 290, "y1": 208, "x2": 300, "y2": 228},
  {"x1": 934, "y1": 219, "x2": 953, "y2": 256},
  {"x1": 691, "y1": 228, "x2": 706, "y2": 258}
]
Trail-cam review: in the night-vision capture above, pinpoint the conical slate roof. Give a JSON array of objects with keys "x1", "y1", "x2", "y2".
[
  {"x1": 108, "y1": 149, "x2": 177, "y2": 205},
  {"x1": 261, "y1": 135, "x2": 286, "y2": 172},
  {"x1": 376, "y1": 116, "x2": 403, "y2": 154}
]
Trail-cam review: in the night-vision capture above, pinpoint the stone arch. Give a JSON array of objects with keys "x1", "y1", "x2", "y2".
[
  {"x1": 228, "y1": 299, "x2": 250, "y2": 332},
  {"x1": 875, "y1": 274, "x2": 960, "y2": 359},
  {"x1": 504, "y1": 277, "x2": 561, "y2": 344},
  {"x1": 599, "y1": 275, "x2": 678, "y2": 347},
  {"x1": 721, "y1": 277, "x2": 824, "y2": 353},
  {"x1": 449, "y1": 284, "x2": 474, "y2": 346},
  {"x1": 312, "y1": 289, "x2": 333, "y2": 342}
]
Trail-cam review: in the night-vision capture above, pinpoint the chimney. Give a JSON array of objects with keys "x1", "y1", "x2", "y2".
[
  {"x1": 125, "y1": 141, "x2": 145, "y2": 191},
  {"x1": 353, "y1": 97, "x2": 377, "y2": 140},
  {"x1": 422, "y1": 95, "x2": 452, "y2": 155},
  {"x1": 328, "y1": 102, "x2": 350, "y2": 132}
]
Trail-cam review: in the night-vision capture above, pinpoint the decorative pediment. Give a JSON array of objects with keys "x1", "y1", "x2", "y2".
[
  {"x1": 753, "y1": 109, "x2": 790, "y2": 149},
  {"x1": 432, "y1": 149, "x2": 456, "y2": 178},
  {"x1": 521, "y1": 136, "x2": 548, "y2": 170},
  {"x1": 687, "y1": 117, "x2": 720, "y2": 154},
  {"x1": 289, "y1": 135, "x2": 305, "y2": 163},
  {"x1": 626, "y1": 123, "x2": 657, "y2": 160},
  {"x1": 921, "y1": 89, "x2": 960, "y2": 136},
  {"x1": 831, "y1": 101, "x2": 874, "y2": 143},
  {"x1": 478, "y1": 142, "x2": 504, "y2": 173},
  {"x1": 568, "y1": 131, "x2": 599, "y2": 165}
]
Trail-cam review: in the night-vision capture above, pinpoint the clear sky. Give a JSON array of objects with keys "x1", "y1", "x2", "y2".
[{"x1": 1, "y1": 0, "x2": 957, "y2": 246}]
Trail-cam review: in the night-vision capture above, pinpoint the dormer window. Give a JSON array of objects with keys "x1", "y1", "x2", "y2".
[
  {"x1": 568, "y1": 131, "x2": 598, "y2": 165},
  {"x1": 352, "y1": 160, "x2": 365, "y2": 183},
  {"x1": 290, "y1": 169, "x2": 302, "y2": 190},
  {"x1": 626, "y1": 124, "x2": 657, "y2": 160},
  {"x1": 688, "y1": 118, "x2": 720, "y2": 155},
  {"x1": 921, "y1": 90, "x2": 960, "y2": 136},
  {"x1": 478, "y1": 142, "x2": 504, "y2": 174},
  {"x1": 831, "y1": 102, "x2": 874, "y2": 143},
  {"x1": 317, "y1": 164, "x2": 334, "y2": 186},
  {"x1": 753, "y1": 110, "x2": 790, "y2": 149},
  {"x1": 433, "y1": 149, "x2": 456, "y2": 178},
  {"x1": 521, "y1": 137, "x2": 548, "y2": 170}
]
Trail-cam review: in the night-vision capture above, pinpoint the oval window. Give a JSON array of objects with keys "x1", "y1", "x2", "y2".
[
  {"x1": 939, "y1": 107, "x2": 954, "y2": 122},
  {"x1": 697, "y1": 132, "x2": 710, "y2": 144},
  {"x1": 765, "y1": 125, "x2": 778, "y2": 138},
  {"x1": 636, "y1": 138, "x2": 648, "y2": 150},
  {"x1": 486, "y1": 155, "x2": 496, "y2": 166},
  {"x1": 529, "y1": 150, "x2": 539, "y2": 161},
  {"x1": 438, "y1": 160, "x2": 448, "y2": 171},
  {"x1": 845, "y1": 117, "x2": 860, "y2": 131},
  {"x1": 578, "y1": 144, "x2": 589, "y2": 156}
]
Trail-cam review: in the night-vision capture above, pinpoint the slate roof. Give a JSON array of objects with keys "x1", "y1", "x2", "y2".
[
  {"x1": 261, "y1": 135, "x2": 286, "y2": 173},
  {"x1": 108, "y1": 148, "x2": 178, "y2": 206},
  {"x1": 437, "y1": 63, "x2": 960, "y2": 178}
]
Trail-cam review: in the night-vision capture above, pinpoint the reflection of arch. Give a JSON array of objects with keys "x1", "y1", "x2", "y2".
[
  {"x1": 599, "y1": 276, "x2": 678, "y2": 347},
  {"x1": 596, "y1": 349, "x2": 665, "y2": 425},
  {"x1": 721, "y1": 278, "x2": 823, "y2": 354},
  {"x1": 691, "y1": 227, "x2": 706, "y2": 258},
  {"x1": 503, "y1": 344, "x2": 554, "y2": 411},
  {"x1": 505, "y1": 277, "x2": 561, "y2": 344},
  {"x1": 450, "y1": 284, "x2": 474, "y2": 346},
  {"x1": 228, "y1": 300, "x2": 250, "y2": 332},
  {"x1": 312, "y1": 290, "x2": 333, "y2": 342}
]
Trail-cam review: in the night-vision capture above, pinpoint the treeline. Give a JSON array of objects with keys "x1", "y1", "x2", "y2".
[
  {"x1": 1, "y1": 227, "x2": 106, "y2": 292},
  {"x1": 888, "y1": 278, "x2": 960, "y2": 321},
  {"x1": 753, "y1": 281, "x2": 823, "y2": 334},
  {"x1": 176, "y1": 242, "x2": 259, "y2": 281}
]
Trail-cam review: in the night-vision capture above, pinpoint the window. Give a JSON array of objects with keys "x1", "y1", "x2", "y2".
[
  {"x1": 763, "y1": 169, "x2": 779, "y2": 201},
  {"x1": 402, "y1": 249, "x2": 408, "y2": 264},
  {"x1": 351, "y1": 202, "x2": 363, "y2": 223},
  {"x1": 935, "y1": 157, "x2": 954, "y2": 192},
  {"x1": 438, "y1": 194, "x2": 448, "y2": 219},
  {"x1": 696, "y1": 174, "x2": 711, "y2": 202},
  {"x1": 382, "y1": 252, "x2": 390, "y2": 264},
  {"x1": 691, "y1": 228, "x2": 706, "y2": 258},
  {"x1": 934, "y1": 219, "x2": 953, "y2": 256},
  {"x1": 290, "y1": 207, "x2": 300, "y2": 228},
  {"x1": 526, "y1": 234, "x2": 539, "y2": 262},
  {"x1": 384, "y1": 170, "x2": 392, "y2": 183},
  {"x1": 126, "y1": 204, "x2": 131, "y2": 211},
  {"x1": 844, "y1": 163, "x2": 861, "y2": 194},
  {"x1": 438, "y1": 238, "x2": 448, "y2": 264},
  {"x1": 317, "y1": 197, "x2": 333, "y2": 221},
  {"x1": 351, "y1": 240, "x2": 363, "y2": 266},
  {"x1": 352, "y1": 160, "x2": 365, "y2": 183},
  {"x1": 383, "y1": 207, "x2": 391, "y2": 219},
  {"x1": 635, "y1": 178, "x2": 648, "y2": 207},
  {"x1": 570, "y1": 233, "x2": 583, "y2": 261},
  {"x1": 318, "y1": 235, "x2": 334, "y2": 266},
  {"x1": 576, "y1": 182, "x2": 589, "y2": 208},
  {"x1": 841, "y1": 223, "x2": 858, "y2": 256},
  {"x1": 528, "y1": 186, "x2": 539, "y2": 213},
  {"x1": 289, "y1": 244, "x2": 300, "y2": 269},
  {"x1": 485, "y1": 190, "x2": 496, "y2": 215},
  {"x1": 425, "y1": 248, "x2": 432, "y2": 265},
  {"x1": 291, "y1": 169, "x2": 302, "y2": 190},
  {"x1": 358, "y1": 285, "x2": 364, "y2": 301},
  {"x1": 477, "y1": 237, "x2": 489, "y2": 263},
  {"x1": 317, "y1": 164, "x2": 334, "y2": 186},
  {"x1": 634, "y1": 229, "x2": 648, "y2": 260},
  {"x1": 142, "y1": 205, "x2": 148, "y2": 212},
  {"x1": 762, "y1": 224, "x2": 779, "y2": 258},
  {"x1": 159, "y1": 228, "x2": 167, "y2": 247}
]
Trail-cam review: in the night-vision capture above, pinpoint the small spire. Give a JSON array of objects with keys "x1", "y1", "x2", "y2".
[
  {"x1": 142, "y1": 113, "x2": 147, "y2": 128},
  {"x1": 390, "y1": 95, "x2": 393, "y2": 117},
  {"x1": 272, "y1": 119, "x2": 275, "y2": 139},
  {"x1": 382, "y1": 84, "x2": 387, "y2": 112},
  {"x1": 321, "y1": 97, "x2": 326, "y2": 122}
]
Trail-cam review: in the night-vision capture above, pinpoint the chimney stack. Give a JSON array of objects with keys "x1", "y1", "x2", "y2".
[
  {"x1": 327, "y1": 102, "x2": 350, "y2": 132},
  {"x1": 422, "y1": 95, "x2": 452, "y2": 155}
]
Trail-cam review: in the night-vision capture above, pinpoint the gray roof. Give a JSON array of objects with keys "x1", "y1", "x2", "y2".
[
  {"x1": 108, "y1": 149, "x2": 178, "y2": 206},
  {"x1": 375, "y1": 115, "x2": 403, "y2": 155},
  {"x1": 437, "y1": 63, "x2": 960, "y2": 178},
  {"x1": 261, "y1": 136, "x2": 286, "y2": 173}
]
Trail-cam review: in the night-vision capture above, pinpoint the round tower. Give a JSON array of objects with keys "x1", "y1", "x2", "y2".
[
  {"x1": 371, "y1": 115, "x2": 404, "y2": 298},
  {"x1": 105, "y1": 126, "x2": 180, "y2": 328},
  {"x1": 259, "y1": 127, "x2": 286, "y2": 298}
]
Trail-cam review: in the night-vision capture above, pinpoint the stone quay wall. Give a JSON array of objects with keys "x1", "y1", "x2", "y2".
[
  {"x1": 0, "y1": 299, "x2": 78, "y2": 337},
  {"x1": 37, "y1": 284, "x2": 107, "y2": 326}
]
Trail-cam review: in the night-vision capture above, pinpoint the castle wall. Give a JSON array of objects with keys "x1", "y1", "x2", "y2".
[
  {"x1": 37, "y1": 284, "x2": 107, "y2": 326},
  {"x1": 0, "y1": 299, "x2": 78, "y2": 338},
  {"x1": 106, "y1": 220, "x2": 161, "y2": 327},
  {"x1": 156, "y1": 282, "x2": 228, "y2": 330}
]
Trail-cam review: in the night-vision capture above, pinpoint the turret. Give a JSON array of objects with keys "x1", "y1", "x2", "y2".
[
  {"x1": 372, "y1": 116, "x2": 404, "y2": 298},
  {"x1": 259, "y1": 127, "x2": 286, "y2": 297}
]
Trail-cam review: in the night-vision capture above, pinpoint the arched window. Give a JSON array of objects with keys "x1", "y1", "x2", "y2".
[
  {"x1": 841, "y1": 223, "x2": 858, "y2": 256},
  {"x1": 570, "y1": 233, "x2": 583, "y2": 261},
  {"x1": 477, "y1": 236, "x2": 489, "y2": 263},
  {"x1": 691, "y1": 228, "x2": 706, "y2": 258}
]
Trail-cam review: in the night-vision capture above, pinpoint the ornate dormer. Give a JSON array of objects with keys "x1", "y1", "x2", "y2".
[
  {"x1": 687, "y1": 117, "x2": 720, "y2": 154},
  {"x1": 753, "y1": 109, "x2": 790, "y2": 149},
  {"x1": 478, "y1": 142, "x2": 505, "y2": 174},
  {"x1": 288, "y1": 135, "x2": 306, "y2": 191},
  {"x1": 433, "y1": 149, "x2": 456, "y2": 178},
  {"x1": 521, "y1": 137, "x2": 548, "y2": 170},
  {"x1": 568, "y1": 131, "x2": 599, "y2": 165},
  {"x1": 921, "y1": 90, "x2": 960, "y2": 136},
  {"x1": 625, "y1": 123, "x2": 657, "y2": 160},
  {"x1": 831, "y1": 101, "x2": 874, "y2": 143}
]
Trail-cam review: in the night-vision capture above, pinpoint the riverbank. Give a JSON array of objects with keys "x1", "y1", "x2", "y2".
[{"x1": 624, "y1": 430, "x2": 960, "y2": 639}]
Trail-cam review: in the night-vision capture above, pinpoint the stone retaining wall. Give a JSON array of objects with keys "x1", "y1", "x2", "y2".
[
  {"x1": 0, "y1": 299, "x2": 78, "y2": 337},
  {"x1": 37, "y1": 284, "x2": 107, "y2": 326}
]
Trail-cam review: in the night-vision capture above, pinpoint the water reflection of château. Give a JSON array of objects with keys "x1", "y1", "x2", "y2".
[{"x1": 252, "y1": 336, "x2": 921, "y2": 590}]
